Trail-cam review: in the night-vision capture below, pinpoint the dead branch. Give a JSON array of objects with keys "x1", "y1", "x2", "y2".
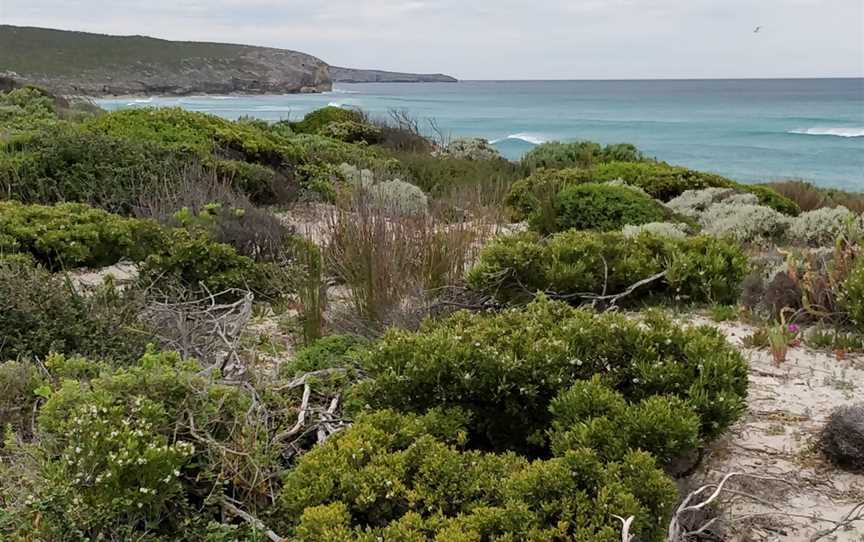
[
  {"x1": 223, "y1": 497, "x2": 285, "y2": 542},
  {"x1": 140, "y1": 287, "x2": 253, "y2": 376},
  {"x1": 810, "y1": 500, "x2": 864, "y2": 541}
]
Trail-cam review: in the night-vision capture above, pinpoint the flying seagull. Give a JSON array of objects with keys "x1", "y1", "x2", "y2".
[{"x1": 754, "y1": 26, "x2": 762, "y2": 33}]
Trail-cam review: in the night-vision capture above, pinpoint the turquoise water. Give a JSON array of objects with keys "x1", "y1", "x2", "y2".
[{"x1": 98, "y1": 79, "x2": 864, "y2": 191}]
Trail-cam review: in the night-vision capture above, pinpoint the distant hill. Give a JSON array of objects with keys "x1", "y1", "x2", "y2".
[
  {"x1": 0, "y1": 26, "x2": 457, "y2": 96},
  {"x1": 330, "y1": 66, "x2": 457, "y2": 83}
]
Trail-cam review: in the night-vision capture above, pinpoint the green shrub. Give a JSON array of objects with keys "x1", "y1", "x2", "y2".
[
  {"x1": 352, "y1": 296, "x2": 748, "y2": 453},
  {"x1": 319, "y1": 120, "x2": 384, "y2": 144},
  {"x1": 290, "y1": 106, "x2": 365, "y2": 135},
  {"x1": 516, "y1": 161, "x2": 799, "y2": 214},
  {"x1": 506, "y1": 167, "x2": 590, "y2": 222},
  {"x1": 85, "y1": 107, "x2": 290, "y2": 164},
  {"x1": 138, "y1": 227, "x2": 290, "y2": 298},
  {"x1": 281, "y1": 409, "x2": 678, "y2": 541},
  {"x1": 0, "y1": 86, "x2": 58, "y2": 133},
  {"x1": 842, "y1": 258, "x2": 864, "y2": 331},
  {"x1": 0, "y1": 259, "x2": 152, "y2": 362},
  {"x1": 280, "y1": 335, "x2": 367, "y2": 378},
  {"x1": 467, "y1": 231, "x2": 747, "y2": 306},
  {"x1": 522, "y1": 141, "x2": 643, "y2": 171},
  {"x1": 550, "y1": 182, "x2": 670, "y2": 234},
  {"x1": 549, "y1": 377, "x2": 701, "y2": 463},
  {"x1": 0, "y1": 200, "x2": 161, "y2": 269},
  {"x1": 0, "y1": 350, "x2": 261, "y2": 541},
  {"x1": 0, "y1": 124, "x2": 196, "y2": 213}
]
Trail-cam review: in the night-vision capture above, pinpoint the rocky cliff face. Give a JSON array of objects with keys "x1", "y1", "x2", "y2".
[
  {"x1": 0, "y1": 26, "x2": 331, "y2": 96},
  {"x1": 330, "y1": 66, "x2": 457, "y2": 83}
]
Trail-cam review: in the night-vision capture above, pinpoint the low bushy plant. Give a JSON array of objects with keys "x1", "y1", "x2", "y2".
[
  {"x1": 0, "y1": 361, "x2": 46, "y2": 442},
  {"x1": 0, "y1": 124, "x2": 199, "y2": 213},
  {"x1": 0, "y1": 259, "x2": 152, "y2": 362},
  {"x1": 522, "y1": 141, "x2": 644, "y2": 171},
  {"x1": 622, "y1": 222, "x2": 689, "y2": 239},
  {"x1": 467, "y1": 230, "x2": 748, "y2": 306},
  {"x1": 0, "y1": 350, "x2": 265, "y2": 540},
  {"x1": 279, "y1": 334, "x2": 367, "y2": 378},
  {"x1": 394, "y1": 151, "x2": 522, "y2": 198},
  {"x1": 280, "y1": 409, "x2": 678, "y2": 542},
  {"x1": 550, "y1": 182, "x2": 670, "y2": 233},
  {"x1": 788, "y1": 206, "x2": 863, "y2": 247},
  {"x1": 437, "y1": 137, "x2": 503, "y2": 161},
  {"x1": 319, "y1": 120, "x2": 383, "y2": 144},
  {"x1": 290, "y1": 106, "x2": 366, "y2": 135},
  {"x1": 367, "y1": 179, "x2": 429, "y2": 216},
  {"x1": 351, "y1": 296, "x2": 748, "y2": 453},
  {"x1": 138, "y1": 227, "x2": 291, "y2": 298},
  {"x1": 700, "y1": 203, "x2": 790, "y2": 245},
  {"x1": 549, "y1": 377, "x2": 702, "y2": 463},
  {"x1": 0, "y1": 200, "x2": 161, "y2": 269}
]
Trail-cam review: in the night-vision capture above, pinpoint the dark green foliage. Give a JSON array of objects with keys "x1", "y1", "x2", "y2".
[
  {"x1": 279, "y1": 335, "x2": 367, "y2": 378},
  {"x1": 549, "y1": 377, "x2": 701, "y2": 463},
  {"x1": 280, "y1": 410, "x2": 678, "y2": 541},
  {"x1": 506, "y1": 167, "x2": 590, "y2": 222},
  {"x1": 0, "y1": 124, "x2": 199, "y2": 213},
  {"x1": 0, "y1": 259, "x2": 152, "y2": 362},
  {"x1": 467, "y1": 230, "x2": 748, "y2": 306},
  {"x1": 351, "y1": 297, "x2": 748, "y2": 454},
  {"x1": 289, "y1": 106, "x2": 366, "y2": 135},
  {"x1": 522, "y1": 141, "x2": 644, "y2": 171},
  {"x1": 138, "y1": 227, "x2": 290, "y2": 298},
  {"x1": 551, "y1": 182, "x2": 670, "y2": 233},
  {"x1": 0, "y1": 200, "x2": 161, "y2": 269},
  {"x1": 742, "y1": 184, "x2": 801, "y2": 216}
]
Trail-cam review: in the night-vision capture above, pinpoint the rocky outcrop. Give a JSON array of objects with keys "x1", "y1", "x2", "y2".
[
  {"x1": 0, "y1": 26, "x2": 331, "y2": 96},
  {"x1": 330, "y1": 66, "x2": 457, "y2": 83}
]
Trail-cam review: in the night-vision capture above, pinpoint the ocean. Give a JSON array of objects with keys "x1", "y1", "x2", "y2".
[{"x1": 97, "y1": 79, "x2": 864, "y2": 191}]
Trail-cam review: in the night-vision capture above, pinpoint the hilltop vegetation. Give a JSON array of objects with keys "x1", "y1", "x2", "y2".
[
  {"x1": 0, "y1": 86, "x2": 862, "y2": 540},
  {"x1": 0, "y1": 25, "x2": 457, "y2": 96}
]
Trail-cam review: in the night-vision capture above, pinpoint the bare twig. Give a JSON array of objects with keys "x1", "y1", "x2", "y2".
[{"x1": 223, "y1": 497, "x2": 285, "y2": 542}]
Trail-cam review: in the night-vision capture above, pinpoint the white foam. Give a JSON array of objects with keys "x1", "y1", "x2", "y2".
[
  {"x1": 327, "y1": 101, "x2": 344, "y2": 108},
  {"x1": 788, "y1": 127, "x2": 864, "y2": 138},
  {"x1": 126, "y1": 97, "x2": 154, "y2": 106},
  {"x1": 490, "y1": 132, "x2": 549, "y2": 145}
]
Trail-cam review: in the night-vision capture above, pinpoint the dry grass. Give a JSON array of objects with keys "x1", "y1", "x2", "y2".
[
  {"x1": 323, "y1": 190, "x2": 496, "y2": 334},
  {"x1": 764, "y1": 180, "x2": 864, "y2": 214}
]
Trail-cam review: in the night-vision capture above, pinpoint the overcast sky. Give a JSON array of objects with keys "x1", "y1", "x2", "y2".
[{"x1": 2, "y1": 0, "x2": 862, "y2": 79}]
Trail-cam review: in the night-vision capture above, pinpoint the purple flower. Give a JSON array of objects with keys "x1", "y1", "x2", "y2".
[{"x1": 788, "y1": 324, "x2": 799, "y2": 334}]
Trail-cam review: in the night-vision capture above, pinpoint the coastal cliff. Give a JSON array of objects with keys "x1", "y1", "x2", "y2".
[
  {"x1": 0, "y1": 26, "x2": 331, "y2": 96},
  {"x1": 0, "y1": 26, "x2": 456, "y2": 96},
  {"x1": 330, "y1": 66, "x2": 457, "y2": 83}
]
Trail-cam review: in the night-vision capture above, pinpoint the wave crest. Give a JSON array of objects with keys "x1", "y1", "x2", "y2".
[
  {"x1": 490, "y1": 132, "x2": 549, "y2": 145},
  {"x1": 788, "y1": 127, "x2": 864, "y2": 138}
]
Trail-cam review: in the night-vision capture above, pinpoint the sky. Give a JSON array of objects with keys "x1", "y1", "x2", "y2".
[{"x1": 1, "y1": 0, "x2": 863, "y2": 79}]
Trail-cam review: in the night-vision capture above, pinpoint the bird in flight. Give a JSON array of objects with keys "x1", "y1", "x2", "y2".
[{"x1": 754, "y1": 26, "x2": 762, "y2": 33}]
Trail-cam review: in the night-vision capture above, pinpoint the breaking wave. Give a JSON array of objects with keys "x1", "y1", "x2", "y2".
[
  {"x1": 489, "y1": 132, "x2": 549, "y2": 145},
  {"x1": 787, "y1": 127, "x2": 864, "y2": 138}
]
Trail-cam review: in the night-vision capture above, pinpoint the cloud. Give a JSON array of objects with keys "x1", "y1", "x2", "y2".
[{"x1": 1, "y1": 0, "x2": 861, "y2": 78}]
